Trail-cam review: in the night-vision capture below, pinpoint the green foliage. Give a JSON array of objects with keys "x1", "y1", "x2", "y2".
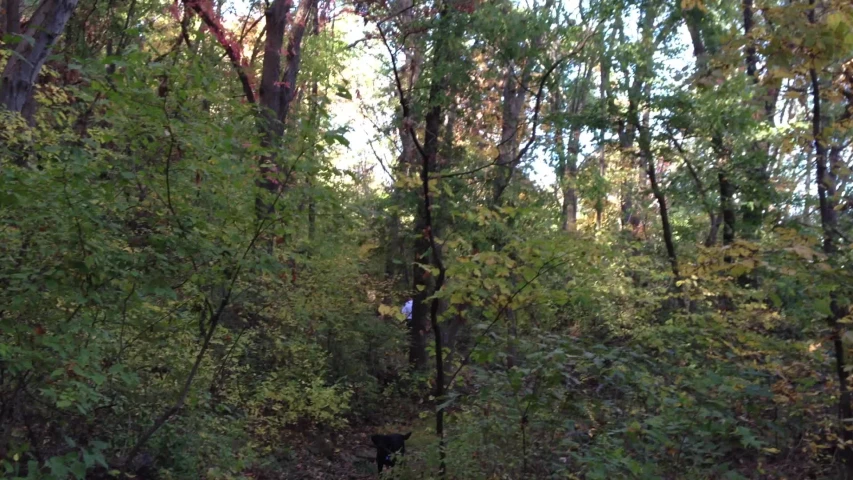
[{"x1": 1, "y1": 0, "x2": 852, "y2": 478}]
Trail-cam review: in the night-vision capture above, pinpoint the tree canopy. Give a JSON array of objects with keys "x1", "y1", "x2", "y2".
[{"x1": 1, "y1": 0, "x2": 853, "y2": 478}]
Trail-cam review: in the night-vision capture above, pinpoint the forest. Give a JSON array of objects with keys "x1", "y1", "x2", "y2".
[{"x1": 1, "y1": 0, "x2": 853, "y2": 478}]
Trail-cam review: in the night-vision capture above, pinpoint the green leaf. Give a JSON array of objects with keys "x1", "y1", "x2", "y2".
[{"x1": 334, "y1": 84, "x2": 352, "y2": 100}]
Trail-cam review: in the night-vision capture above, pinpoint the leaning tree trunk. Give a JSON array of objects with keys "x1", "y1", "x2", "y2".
[
  {"x1": 630, "y1": 3, "x2": 678, "y2": 279},
  {"x1": 0, "y1": 0, "x2": 80, "y2": 114}
]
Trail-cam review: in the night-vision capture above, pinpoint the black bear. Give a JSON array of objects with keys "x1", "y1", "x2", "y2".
[{"x1": 370, "y1": 432, "x2": 411, "y2": 474}]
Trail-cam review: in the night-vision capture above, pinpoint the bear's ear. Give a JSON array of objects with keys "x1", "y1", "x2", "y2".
[
  {"x1": 403, "y1": 432, "x2": 412, "y2": 440},
  {"x1": 371, "y1": 434, "x2": 383, "y2": 447}
]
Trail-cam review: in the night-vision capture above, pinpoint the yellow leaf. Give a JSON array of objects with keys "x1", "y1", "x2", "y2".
[
  {"x1": 827, "y1": 12, "x2": 846, "y2": 29},
  {"x1": 789, "y1": 244, "x2": 816, "y2": 260}
]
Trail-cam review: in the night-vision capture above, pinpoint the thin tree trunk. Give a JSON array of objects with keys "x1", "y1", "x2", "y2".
[
  {"x1": 614, "y1": 13, "x2": 640, "y2": 234},
  {"x1": 388, "y1": 0, "x2": 429, "y2": 368},
  {"x1": 491, "y1": 64, "x2": 529, "y2": 204},
  {"x1": 742, "y1": 0, "x2": 758, "y2": 81},
  {"x1": 683, "y1": 4, "x2": 732, "y2": 250},
  {"x1": 719, "y1": 168, "x2": 736, "y2": 247},
  {"x1": 563, "y1": 126, "x2": 581, "y2": 232},
  {"x1": 670, "y1": 135, "x2": 720, "y2": 246},
  {"x1": 739, "y1": 0, "x2": 781, "y2": 238},
  {"x1": 385, "y1": 0, "x2": 421, "y2": 294},
  {"x1": 306, "y1": 1, "x2": 320, "y2": 242},
  {"x1": 415, "y1": 8, "x2": 451, "y2": 474},
  {"x1": 802, "y1": 151, "x2": 812, "y2": 222},
  {"x1": 630, "y1": 4, "x2": 678, "y2": 277},
  {"x1": 639, "y1": 125, "x2": 678, "y2": 277},
  {"x1": 809, "y1": 3, "x2": 853, "y2": 473},
  {"x1": 597, "y1": 39, "x2": 612, "y2": 230},
  {"x1": 553, "y1": 90, "x2": 569, "y2": 229},
  {"x1": 489, "y1": 31, "x2": 542, "y2": 369},
  {"x1": 556, "y1": 64, "x2": 590, "y2": 232}
]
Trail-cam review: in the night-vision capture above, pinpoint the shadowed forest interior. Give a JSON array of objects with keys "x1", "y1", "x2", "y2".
[{"x1": 2, "y1": 0, "x2": 853, "y2": 478}]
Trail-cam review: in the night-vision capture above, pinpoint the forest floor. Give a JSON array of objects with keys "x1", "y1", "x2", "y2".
[{"x1": 269, "y1": 405, "x2": 432, "y2": 479}]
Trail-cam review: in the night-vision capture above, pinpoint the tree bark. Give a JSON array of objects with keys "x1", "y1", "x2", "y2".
[
  {"x1": 491, "y1": 63, "x2": 530, "y2": 205},
  {"x1": 306, "y1": 1, "x2": 320, "y2": 242},
  {"x1": 0, "y1": 0, "x2": 80, "y2": 113},
  {"x1": 596, "y1": 38, "x2": 612, "y2": 230},
  {"x1": 555, "y1": 64, "x2": 590, "y2": 233},
  {"x1": 673, "y1": 138, "x2": 720, "y2": 246},
  {"x1": 487, "y1": 17, "x2": 546, "y2": 369},
  {"x1": 739, "y1": 0, "x2": 782, "y2": 239},
  {"x1": 809, "y1": 2, "x2": 853, "y2": 472},
  {"x1": 639, "y1": 124, "x2": 678, "y2": 277},
  {"x1": 719, "y1": 168, "x2": 736, "y2": 247},
  {"x1": 4, "y1": 0, "x2": 20, "y2": 36},
  {"x1": 254, "y1": 0, "x2": 315, "y2": 219},
  {"x1": 385, "y1": 0, "x2": 422, "y2": 293},
  {"x1": 630, "y1": 3, "x2": 678, "y2": 277},
  {"x1": 614, "y1": 13, "x2": 641, "y2": 235},
  {"x1": 379, "y1": 0, "x2": 427, "y2": 367},
  {"x1": 682, "y1": 5, "x2": 734, "y2": 250},
  {"x1": 553, "y1": 89, "x2": 570, "y2": 231},
  {"x1": 413, "y1": 8, "x2": 451, "y2": 474},
  {"x1": 490, "y1": 0, "x2": 553, "y2": 206}
]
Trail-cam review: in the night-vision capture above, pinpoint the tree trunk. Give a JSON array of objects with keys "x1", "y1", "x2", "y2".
[
  {"x1": 596, "y1": 48, "x2": 610, "y2": 230},
  {"x1": 491, "y1": 64, "x2": 529, "y2": 204},
  {"x1": 683, "y1": 4, "x2": 733, "y2": 250},
  {"x1": 555, "y1": 65, "x2": 590, "y2": 233},
  {"x1": 630, "y1": 4, "x2": 677, "y2": 277},
  {"x1": 739, "y1": 0, "x2": 782, "y2": 239},
  {"x1": 639, "y1": 124, "x2": 678, "y2": 277},
  {"x1": 414, "y1": 8, "x2": 452, "y2": 474},
  {"x1": 4, "y1": 0, "x2": 21, "y2": 36},
  {"x1": 0, "y1": 0, "x2": 80, "y2": 113},
  {"x1": 809, "y1": 4, "x2": 853, "y2": 472},
  {"x1": 382, "y1": 0, "x2": 426, "y2": 364},
  {"x1": 255, "y1": 0, "x2": 315, "y2": 218},
  {"x1": 719, "y1": 169, "x2": 736, "y2": 247},
  {"x1": 410, "y1": 220, "x2": 431, "y2": 370},
  {"x1": 614, "y1": 13, "x2": 641, "y2": 235},
  {"x1": 306, "y1": 1, "x2": 320, "y2": 242},
  {"x1": 618, "y1": 121, "x2": 638, "y2": 233},
  {"x1": 596, "y1": 37, "x2": 616, "y2": 231},
  {"x1": 562, "y1": 126, "x2": 581, "y2": 232},
  {"x1": 489, "y1": 55, "x2": 536, "y2": 369}
]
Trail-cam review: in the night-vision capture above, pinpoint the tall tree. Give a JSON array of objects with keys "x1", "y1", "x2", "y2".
[{"x1": 809, "y1": 0, "x2": 853, "y2": 474}]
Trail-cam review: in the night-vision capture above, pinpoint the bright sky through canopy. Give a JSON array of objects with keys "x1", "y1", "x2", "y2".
[{"x1": 226, "y1": 0, "x2": 696, "y2": 190}]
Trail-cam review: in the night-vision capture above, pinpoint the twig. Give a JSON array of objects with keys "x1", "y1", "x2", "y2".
[
  {"x1": 185, "y1": 0, "x2": 256, "y2": 103},
  {"x1": 376, "y1": 22, "x2": 427, "y2": 159}
]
